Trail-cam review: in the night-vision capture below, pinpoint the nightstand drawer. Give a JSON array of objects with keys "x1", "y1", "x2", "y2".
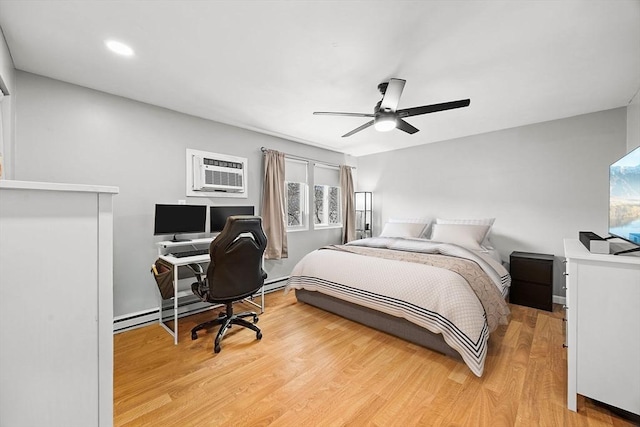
[
  {"x1": 510, "y1": 280, "x2": 553, "y2": 311},
  {"x1": 510, "y1": 252, "x2": 554, "y2": 285},
  {"x1": 509, "y1": 251, "x2": 554, "y2": 311}
]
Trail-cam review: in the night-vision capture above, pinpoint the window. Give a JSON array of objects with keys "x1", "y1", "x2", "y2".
[
  {"x1": 285, "y1": 158, "x2": 308, "y2": 231},
  {"x1": 313, "y1": 164, "x2": 342, "y2": 228}
]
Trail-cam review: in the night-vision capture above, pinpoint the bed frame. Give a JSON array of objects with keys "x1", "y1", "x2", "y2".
[{"x1": 295, "y1": 289, "x2": 463, "y2": 360}]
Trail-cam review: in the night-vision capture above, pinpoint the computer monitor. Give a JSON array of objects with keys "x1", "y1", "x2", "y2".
[
  {"x1": 154, "y1": 204, "x2": 207, "y2": 241},
  {"x1": 210, "y1": 206, "x2": 255, "y2": 232}
]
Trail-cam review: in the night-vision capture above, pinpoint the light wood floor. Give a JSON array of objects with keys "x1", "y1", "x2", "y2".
[{"x1": 114, "y1": 291, "x2": 637, "y2": 426}]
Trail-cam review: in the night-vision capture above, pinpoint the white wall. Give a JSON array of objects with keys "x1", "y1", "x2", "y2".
[
  {"x1": 628, "y1": 87, "x2": 640, "y2": 151},
  {"x1": 0, "y1": 27, "x2": 15, "y2": 179},
  {"x1": 356, "y1": 108, "x2": 628, "y2": 298},
  {"x1": 14, "y1": 71, "x2": 349, "y2": 317},
  {"x1": 10, "y1": 69, "x2": 634, "y2": 313}
]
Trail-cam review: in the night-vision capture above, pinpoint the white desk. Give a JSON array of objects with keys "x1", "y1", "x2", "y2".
[{"x1": 156, "y1": 238, "x2": 264, "y2": 344}]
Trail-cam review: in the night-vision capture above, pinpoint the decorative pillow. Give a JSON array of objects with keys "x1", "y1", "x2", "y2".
[
  {"x1": 388, "y1": 217, "x2": 431, "y2": 238},
  {"x1": 435, "y1": 217, "x2": 495, "y2": 243},
  {"x1": 430, "y1": 223, "x2": 491, "y2": 251},
  {"x1": 379, "y1": 221, "x2": 429, "y2": 239}
]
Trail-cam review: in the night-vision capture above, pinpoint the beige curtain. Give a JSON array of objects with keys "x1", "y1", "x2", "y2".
[
  {"x1": 261, "y1": 149, "x2": 288, "y2": 259},
  {"x1": 340, "y1": 165, "x2": 356, "y2": 243}
]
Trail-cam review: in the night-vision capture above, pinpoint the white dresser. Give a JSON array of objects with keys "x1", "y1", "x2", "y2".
[
  {"x1": 0, "y1": 180, "x2": 118, "y2": 427},
  {"x1": 564, "y1": 238, "x2": 640, "y2": 415}
]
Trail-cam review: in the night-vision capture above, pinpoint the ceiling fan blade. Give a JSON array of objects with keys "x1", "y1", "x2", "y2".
[
  {"x1": 342, "y1": 120, "x2": 374, "y2": 137},
  {"x1": 379, "y1": 78, "x2": 406, "y2": 111},
  {"x1": 313, "y1": 111, "x2": 375, "y2": 117},
  {"x1": 396, "y1": 119, "x2": 419, "y2": 134},
  {"x1": 398, "y1": 99, "x2": 471, "y2": 118}
]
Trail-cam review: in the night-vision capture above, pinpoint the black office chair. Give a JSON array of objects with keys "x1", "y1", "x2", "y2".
[{"x1": 189, "y1": 215, "x2": 267, "y2": 353}]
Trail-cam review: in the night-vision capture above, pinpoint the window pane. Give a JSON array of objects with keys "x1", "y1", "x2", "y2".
[
  {"x1": 287, "y1": 182, "x2": 301, "y2": 226},
  {"x1": 314, "y1": 185, "x2": 325, "y2": 225},
  {"x1": 329, "y1": 186, "x2": 340, "y2": 224}
]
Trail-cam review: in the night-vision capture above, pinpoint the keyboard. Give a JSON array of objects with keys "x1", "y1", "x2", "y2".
[{"x1": 171, "y1": 249, "x2": 209, "y2": 258}]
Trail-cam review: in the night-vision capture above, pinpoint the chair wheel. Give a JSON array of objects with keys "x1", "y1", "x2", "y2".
[
  {"x1": 253, "y1": 316, "x2": 259, "y2": 324},
  {"x1": 191, "y1": 332, "x2": 198, "y2": 340},
  {"x1": 214, "y1": 344, "x2": 221, "y2": 353},
  {"x1": 256, "y1": 331, "x2": 262, "y2": 340}
]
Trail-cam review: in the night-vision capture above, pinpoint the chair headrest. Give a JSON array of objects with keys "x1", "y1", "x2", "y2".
[
  {"x1": 212, "y1": 215, "x2": 267, "y2": 253},
  {"x1": 204, "y1": 215, "x2": 268, "y2": 302}
]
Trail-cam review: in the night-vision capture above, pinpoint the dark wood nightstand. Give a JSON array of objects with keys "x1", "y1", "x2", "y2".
[{"x1": 509, "y1": 251, "x2": 554, "y2": 311}]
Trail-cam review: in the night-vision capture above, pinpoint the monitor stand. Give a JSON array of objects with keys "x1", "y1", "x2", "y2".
[{"x1": 170, "y1": 234, "x2": 191, "y2": 242}]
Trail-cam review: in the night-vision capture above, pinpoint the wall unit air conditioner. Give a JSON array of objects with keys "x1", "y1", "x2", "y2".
[
  {"x1": 186, "y1": 149, "x2": 248, "y2": 198},
  {"x1": 192, "y1": 155, "x2": 246, "y2": 193}
]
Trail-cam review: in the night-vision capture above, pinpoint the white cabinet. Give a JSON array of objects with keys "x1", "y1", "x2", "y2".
[
  {"x1": 0, "y1": 180, "x2": 118, "y2": 427},
  {"x1": 564, "y1": 239, "x2": 640, "y2": 415}
]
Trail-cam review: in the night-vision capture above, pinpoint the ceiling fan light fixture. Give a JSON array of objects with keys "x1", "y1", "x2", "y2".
[{"x1": 374, "y1": 115, "x2": 397, "y2": 132}]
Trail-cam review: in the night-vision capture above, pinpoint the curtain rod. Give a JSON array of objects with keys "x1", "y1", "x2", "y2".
[{"x1": 260, "y1": 147, "x2": 355, "y2": 169}]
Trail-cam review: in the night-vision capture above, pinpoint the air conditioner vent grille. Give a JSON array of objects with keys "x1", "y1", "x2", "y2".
[{"x1": 205, "y1": 170, "x2": 243, "y2": 188}]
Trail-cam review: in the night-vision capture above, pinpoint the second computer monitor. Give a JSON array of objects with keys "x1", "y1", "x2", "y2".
[{"x1": 210, "y1": 206, "x2": 255, "y2": 232}]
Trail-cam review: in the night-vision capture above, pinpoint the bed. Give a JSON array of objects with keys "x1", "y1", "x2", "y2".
[{"x1": 285, "y1": 218, "x2": 511, "y2": 377}]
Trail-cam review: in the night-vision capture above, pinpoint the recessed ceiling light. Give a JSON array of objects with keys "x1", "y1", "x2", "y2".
[{"x1": 105, "y1": 40, "x2": 134, "y2": 57}]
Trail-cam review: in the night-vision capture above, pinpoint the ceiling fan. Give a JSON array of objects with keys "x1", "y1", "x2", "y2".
[{"x1": 313, "y1": 78, "x2": 470, "y2": 137}]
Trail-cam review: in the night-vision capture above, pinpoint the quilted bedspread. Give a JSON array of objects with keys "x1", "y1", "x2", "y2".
[{"x1": 285, "y1": 237, "x2": 511, "y2": 376}]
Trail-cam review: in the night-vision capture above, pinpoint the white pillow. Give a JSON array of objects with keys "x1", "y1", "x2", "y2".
[
  {"x1": 435, "y1": 217, "x2": 495, "y2": 243},
  {"x1": 388, "y1": 218, "x2": 431, "y2": 238},
  {"x1": 380, "y1": 222, "x2": 428, "y2": 239},
  {"x1": 388, "y1": 217, "x2": 430, "y2": 224},
  {"x1": 430, "y1": 223, "x2": 490, "y2": 251}
]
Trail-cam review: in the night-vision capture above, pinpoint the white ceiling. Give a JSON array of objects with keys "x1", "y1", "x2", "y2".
[{"x1": 0, "y1": 1, "x2": 638, "y2": 157}]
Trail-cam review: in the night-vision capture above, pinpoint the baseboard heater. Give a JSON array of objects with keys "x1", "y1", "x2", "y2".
[{"x1": 113, "y1": 277, "x2": 290, "y2": 333}]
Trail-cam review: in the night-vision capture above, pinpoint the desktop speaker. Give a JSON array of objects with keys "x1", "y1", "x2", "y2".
[{"x1": 579, "y1": 231, "x2": 610, "y2": 254}]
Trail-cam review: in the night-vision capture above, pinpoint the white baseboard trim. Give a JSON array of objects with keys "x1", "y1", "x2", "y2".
[
  {"x1": 113, "y1": 309, "x2": 159, "y2": 333},
  {"x1": 263, "y1": 276, "x2": 289, "y2": 292},
  {"x1": 113, "y1": 276, "x2": 290, "y2": 333},
  {"x1": 553, "y1": 295, "x2": 566, "y2": 306}
]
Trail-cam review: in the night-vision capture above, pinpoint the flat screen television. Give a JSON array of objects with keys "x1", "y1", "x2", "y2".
[
  {"x1": 210, "y1": 206, "x2": 255, "y2": 232},
  {"x1": 154, "y1": 204, "x2": 207, "y2": 241},
  {"x1": 608, "y1": 146, "x2": 640, "y2": 254}
]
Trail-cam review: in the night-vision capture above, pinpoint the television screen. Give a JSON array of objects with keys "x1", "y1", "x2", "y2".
[
  {"x1": 210, "y1": 206, "x2": 255, "y2": 232},
  {"x1": 609, "y1": 146, "x2": 640, "y2": 245},
  {"x1": 154, "y1": 204, "x2": 207, "y2": 240}
]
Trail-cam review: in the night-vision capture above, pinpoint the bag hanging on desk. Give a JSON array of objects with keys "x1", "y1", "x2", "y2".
[{"x1": 151, "y1": 258, "x2": 175, "y2": 300}]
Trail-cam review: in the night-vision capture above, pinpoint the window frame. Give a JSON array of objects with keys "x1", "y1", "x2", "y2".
[
  {"x1": 313, "y1": 163, "x2": 343, "y2": 230},
  {"x1": 313, "y1": 184, "x2": 342, "y2": 229},
  {"x1": 285, "y1": 180, "x2": 308, "y2": 232},
  {"x1": 284, "y1": 158, "x2": 309, "y2": 232}
]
